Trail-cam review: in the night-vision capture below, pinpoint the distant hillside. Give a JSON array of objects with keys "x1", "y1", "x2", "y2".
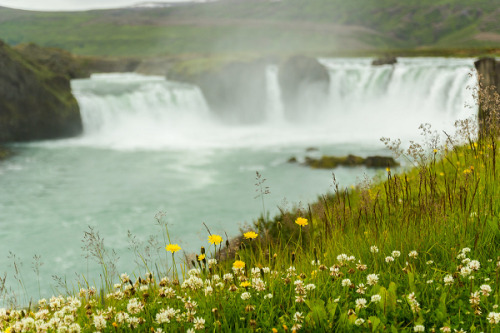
[{"x1": 0, "y1": 0, "x2": 499, "y2": 57}]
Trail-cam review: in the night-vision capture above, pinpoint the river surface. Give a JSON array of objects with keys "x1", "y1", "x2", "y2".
[{"x1": 0, "y1": 58, "x2": 476, "y2": 305}]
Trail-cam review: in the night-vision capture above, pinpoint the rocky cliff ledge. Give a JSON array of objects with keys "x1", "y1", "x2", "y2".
[{"x1": 0, "y1": 40, "x2": 82, "y2": 142}]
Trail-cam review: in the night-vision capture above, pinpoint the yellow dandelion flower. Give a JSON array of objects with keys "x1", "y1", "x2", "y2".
[
  {"x1": 208, "y1": 234, "x2": 223, "y2": 245},
  {"x1": 198, "y1": 254, "x2": 206, "y2": 261},
  {"x1": 386, "y1": 167, "x2": 390, "y2": 172},
  {"x1": 439, "y1": 172, "x2": 444, "y2": 176},
  {"x1": 295, "y1": 217, "x2": 308, "y2": 227},
  {"x1": 5, "y1": 328, "x2": 12, "y2": 333},
  {"x1": 112, "y1": 322, "x2": 118, "y2": 328},
  {"x1": 240, "y1": 281, "x2": 251, "y2": 288},
  {"x1": 165, "y1": 244, "x2": 181, "y2": 253},
  {"x1": 433, "y1": 149, "x2": 438, "y2": 153},
  {"x1": 243, "y1": 231, "x2": 258, "y2": 239},
  {"x1": 233, "y1": 260, "x2": 245, "y2": 269},
  {"x1": 272, "y1": 329, "x2": 278, "y2": 333}
]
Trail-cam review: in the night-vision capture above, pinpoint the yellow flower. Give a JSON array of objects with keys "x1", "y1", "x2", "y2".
[
  {"x1": 198, "y1": 254, "x2": 206, "y2": 261},
  {"x1": 208, "y1": 234, "x2": 223, "y2": 245},
  {"x1": 244, "y1": 231, "x2": 258, "y2": 239},
  {"x1": 112, "y1": 322, "x2": 118, "y2": 328},
  {"x1": 386, "y1": 167, "x2": 390, "y2": 172},
  {"x1": 295, "y1": 217, "x2": 308, "y2": 227},
  {"x1": 433, "y1": 149, "x2": 438, "y2": 153},
  {"x1": 240, "y1": 281, "x2": 251, "y2": 288},
  {"x1": 165, "y1": 244, "x2": 181, "y2": 253},
  {"x1": 5, "y1": 328, "x2": 12, "y2": 333},
  {"x1": 233, "y1": 260, "x2": 245, "y2": 269},
  {"x1": 272, "y1": 329, "x2": 278, "y2": 333}
]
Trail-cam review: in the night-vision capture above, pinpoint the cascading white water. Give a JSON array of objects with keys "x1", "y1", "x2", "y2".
[{"x1": 71, "y1": 58, "x2": 476, "y2": 150}]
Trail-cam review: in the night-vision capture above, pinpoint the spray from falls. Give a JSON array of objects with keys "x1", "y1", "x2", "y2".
[{"x1": 71, "y1": 58, "x2": 476, "y2": 150}]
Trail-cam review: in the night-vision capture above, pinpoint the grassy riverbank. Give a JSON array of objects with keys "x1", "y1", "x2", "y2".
[{"x1": 0, "y1": 118, "x2": 498, "y2": 332}]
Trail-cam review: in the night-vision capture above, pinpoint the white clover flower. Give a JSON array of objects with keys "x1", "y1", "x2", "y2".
[
  {"x1": 252, "y1": 278, "x2": 266, "y2": 292},
  {"x1": 355, "y1": 318, "x2": 365, "y2": 326},
  {"x1": 305, "y1": 283, "x2": 316, "y2": 291},
  {"x1": 462, "y1": 258, "x2": 471, "y2": 265},
  {"x1": 188, "y1": 268, "x2": 201, "y2": 277},
  {"x1": 414, "y1": 324, "x2": 425, "y2": 332},
  {"x1": 223, "y1": 273, "x2": 233, "y2": 281},
  {"x1": 355, "y1": 298, "x2": 367, "y2": 310},
  {"x1": 392, "y1": 251, "x2": 401, "y2": 258},
  {"x1": 461, "y1": 247, "x2": 471, "y2": 254},
  {"x1": 385, "y1": 256, "x2": 395, "y2": 263},
  {"x1": 487, "y1": 312, "x2": 500, "y2": 324},
  {"x1": 480, "y1": 284, "x2": 492, "y2": 297},
  {"x1": 341, "y1": 278, "x2": 352, "y2": 287},
  {"x1": 457, "y1": 253, "x2": 466, "y2": 260},
  {"x1": 262, "y1": 267, "x2": 271, "y2": 274},
  {"x1": 68, "y1": 323, "x2": 81, "y2": 333},
  {"x1": 204, "y1": 286, "x2": 213, "y2": 296},
  {"x1": 370, "y1": 246, "x2": 379, "y2": 254},
  {"x1": 371, "y1": 294, "x2": 382, "y2": 303},
  {"x1": 193, "y1": 317, "x2": 205, "y2": 330},
  {"x1": 186, "y1": 329, "x2": 195, "y2": 333},
  {"x1": 426, "y1": 280, "x2": 434, "y2": 284},
  {"x1": 408, "y1": 250, "x2": 418, "y2": 259},
  {"x1": 264, "y1": 293, "x2": 273, "y2": 299},
  {"x1": 440, "y1": 326, "x2": 451, "y2": 333},
  {"x1": 208, "y1": 259, "x2": 217, "y2": 266},
  {"x1": 337, "y1": 254, "x2": 349, "y2": 263},
  {"x1": 293, "y1": 312, "x2": 304, "y2": 323},
  {"x1": 348, "y1": 256, "x2": 356, "y2": 262},
  {"x1": 127, "y1": 298, "x2": 143, "y2": 314},
  {"x1": 93, "y1": 314, "x2": 106, "y2": 330},
  {"x1": 311, "y1": 259, "x2": 321, "y2": 266},
  {"x1": 468, "y1": 260, "x2": 480, "y2": 271},
  {"x1": 367, "y1": 274, "x2": 379, "y2": 286},
  {"x1": 460, "y1": 266, "x2": 472, "y2": 277},
  {"x1": 115, "y1": 311, "x2": 130, "y2": 324},
  {"x1": 334, "y1": 298, "x2": 340, "y2": 303},
  {"x1": 426, "y1": 260, "x2": 434, "y2": 265},
  {"x1": 140, "y1": 285, "x2": 149, "y2": 292},
  {"x1": 120, "y1": 273, "x2": 130, "y2": 283},
  {"x1": 443, "y1": 274, "x2": 454, "y2": 285},
  {"x1": 241, "y1": 292, "x2": 251, "y2": 300}
]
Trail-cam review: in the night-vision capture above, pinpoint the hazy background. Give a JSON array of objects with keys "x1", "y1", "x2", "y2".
[{"x1": 0, "y1": 0, "x2": 194, "y2": 11}]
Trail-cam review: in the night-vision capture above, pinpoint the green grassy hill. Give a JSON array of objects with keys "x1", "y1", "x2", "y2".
[{"x1": 0, "y1": 0, "x2": 499, "y2": 57}]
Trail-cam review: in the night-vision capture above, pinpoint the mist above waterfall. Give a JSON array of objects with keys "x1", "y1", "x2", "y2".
[{"x1": 69, "y1": 58, "x2": 476, "y2": 151}]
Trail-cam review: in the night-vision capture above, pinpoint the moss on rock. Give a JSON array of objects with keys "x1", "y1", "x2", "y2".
[{"x1": 0, "y1": 40, "x2": 82, "y2": 142}]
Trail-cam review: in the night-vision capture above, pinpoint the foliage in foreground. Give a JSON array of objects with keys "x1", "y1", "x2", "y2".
[{"x1": 1, "y1": 117, "x2": 499, "y2": 332}]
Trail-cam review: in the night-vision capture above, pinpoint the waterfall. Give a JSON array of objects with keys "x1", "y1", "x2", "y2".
[{"x1": 71, "y1": 58, "x2": 476, "y2": 149}]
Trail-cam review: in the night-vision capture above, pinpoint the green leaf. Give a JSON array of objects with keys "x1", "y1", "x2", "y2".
[
  {"x1": 305, "y1": 299, "x2": 327, "y2": 324},
  {"x1": 369, "y1": 316, "x2": 381, "y2": 332},
  {"x1": 327, "y1": 298, "x2": 338, "y2": 321},
  {"x1": 437, "y1": 291, "x2": 448, "y2": 321},
  {"x1": 408, "y1": 272, "x2": 416, "y2": 292}
]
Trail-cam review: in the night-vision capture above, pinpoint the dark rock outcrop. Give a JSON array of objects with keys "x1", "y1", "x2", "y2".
[
  {"x1": 474, "y1": 57, "x2": 500, "y2": 135},
  {"x1": 0, "y1": 40, "x2": 82, "y2": 142},
  {"x1": 168, "y1": 59, "x2": 269, "y2": 123},
  {"x1": 372, "y1": 56, "x2": 397, "y2": 66},
  {"x1": 278, "y1": 55, "x2": 330, "y2": 120}
]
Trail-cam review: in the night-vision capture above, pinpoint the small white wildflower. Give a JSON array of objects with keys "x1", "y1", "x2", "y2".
[
  {"x1": 392, "y1": 250, "x2": 401, "y2": 258},
  {"x1": 468, "y1": 260, "x2": 480, "y2": 271},
  {"x1": 241, "y1": 292, "x2": 251, "y2": 300},
  {"x1": 426, "y1": 280, "x2": 434, "y2": 284},
  {"x1": 408, "y1": 250, "x2": 418, "y2": 259},
  {"x1": 444, "y1": 274, "x2": 454, "y2": 285},
  {"x1": 487, "y1": 312, "x2": 500, "y2": 324},
  {"x1": 193, "y1": 317, "x2": 205, "y2": 330},
  {"x1": 223, "y1": 273, "x2": 233, "y2": 281},
  {"x1": 334, "y1": 298, "x2": 340, "y2": 303},
  {"x1": 126, "y1": 298, "x2": 143, "y2": 314},
  {"x1": 337, "y1": 254, "x2": 349, "y2": 263},
  {"x1": 355, "y1": 318, "x2": 365, "y2": 326},
  {"x1": 462, "y1": 258, "x2": 471, "y2": 265},
  {"x1": 461, "y1": 247, "x2": 471, "y2": 254},
  {"x1": 305, "y1": 283, "x2": 316, "y2": 291},
  {"x1": 341, "y1": 278, "x2": 352, "y2": 287},
  {"x1": 370, "y1": 246, "x2": 379, "y2": 254},
  {"x1": 440, "y1": 326, "x2": 451, "y2": 333},
  {"x1": 208, "y1": 259, "x2": 217, "y2": 266},
  {"x1": 480, "y1": 284, "x2": 492, "y2": 297},
  {"x1": 371, "y1": 294, "x2": 382, "y2": 303},
  {"x1": 426, "y1": 260, "x2": 434, "y2": 265},
  {"x1": 460, "y1": 266, "x2": 472, "y2": 277},
  {"x1": 120, "y1": 273, "x2": 130, "y2": 283},
  {"x1": 93, "y1": 314, "x2": 106, "y2": 330},
  {"x1": 204, "y1": 286, "x2": 213, "y2": 296},
  {"x1": 414, "y1": 324, "x2": 425, "y2": 332},
  {"x1": 264, "y1": 293, "x2": 273, "y2": 299},
  {"x1": 348, "y1": 256, "x2": 356, "y2": 262},
  {"x1": 355, "y1": 298, "x2": 367, "y2": 310},
  {"x1": 311, "y1": 259, "x2": 321, "y2": 266},
  {"x1": 293, "y1": 312, "x2": 304, "y2": 323},
  {"x1": 385, "y1": 256, "x2": 394, "y2": 263},
  {"x1": 367, "y1": 274, "x2": 379, "y2": 286}
]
